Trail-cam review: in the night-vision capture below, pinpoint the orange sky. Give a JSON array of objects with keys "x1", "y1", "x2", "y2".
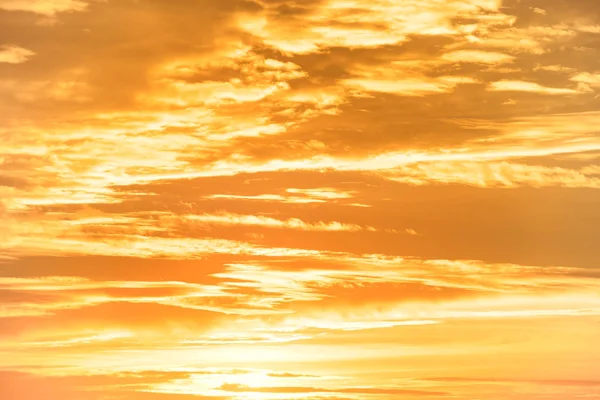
[{"x1": 1, "y1": 0, "x2": 600, "y2": 399}]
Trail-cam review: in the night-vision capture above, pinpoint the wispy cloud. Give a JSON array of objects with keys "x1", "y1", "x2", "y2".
[
  {"x1": 0, "y1": 0, "x2": 90, "y2": 16},
  {"x1": 488, "y1": 80, "x2": 580, "y2": 94},
  {"x1": 0, "y1": 45, "x2": 34, "y2": 64}
]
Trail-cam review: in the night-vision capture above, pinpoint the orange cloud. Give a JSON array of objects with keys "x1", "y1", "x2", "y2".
[
  {"x1": 0, "y1": 0, "x2": 90, "y2": 16},
  {"x1": 0, "y1": 45, "x2": 35, "y2": 64},
  {"x1": 488, "y1": 80, "x2": 580, "y2": 94}
]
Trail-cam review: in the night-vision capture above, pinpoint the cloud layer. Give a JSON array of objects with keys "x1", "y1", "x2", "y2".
[{"x1": 1, "y1": 0, "x2": 599, "y2": 399}]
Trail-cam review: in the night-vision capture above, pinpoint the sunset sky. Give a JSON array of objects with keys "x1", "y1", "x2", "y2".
[{"x1": 1, "y1": 0, "x2": 600, "y2": 399}]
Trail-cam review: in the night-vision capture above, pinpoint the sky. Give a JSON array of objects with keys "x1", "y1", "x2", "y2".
[{"x1": 1, "y1": 0, "x2": 600, "y2": 399}]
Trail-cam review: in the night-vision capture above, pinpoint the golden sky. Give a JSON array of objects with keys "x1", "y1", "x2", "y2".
[{"x1": 1, "y1": 0, "x2": 600, "y2": 399}]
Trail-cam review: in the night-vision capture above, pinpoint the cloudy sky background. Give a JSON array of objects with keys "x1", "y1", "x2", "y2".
[{"x1": 1, "y1": 0, "x2": 600, "y2": 399}]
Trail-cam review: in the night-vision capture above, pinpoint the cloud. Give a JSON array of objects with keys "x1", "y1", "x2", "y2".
[
  {"x1": 444, "y1": 24, "x2": 575, "y2": 55},
  {"x1": 0, "y1": 275, "x2": 231, "y2": 319},
  {"x1": 0, "y1": 73, "x2": 91, "y2": 102},
  {"x1": 424, "y1": 377, "x2": 600, "y2": 387},
  {"x1": 267, "y1": 372, "x2": 318, "y2": 378},
  {"x1": 532, "y1": 7, "x2": 546, "y2": 15},
  {"x1": 209, "y1": 258, "x2": 597, "y2": 321},
  {"x1": 145, "y1": 47, "x2": 307, "y2": 108},
  {"x1": 217, "y1": 382, "x2": 448, "y2": 396},
  {"x1": 463, "y1": 110, "x2": 600, "y2": 152},
  {"x1": 343, "y1": 76, "x2": 478, "y2": 96},
  {"x1": 0, "y1": 301, "x2": 225, "y2": 339},
  {"x1": 1, "y1": 229, "x2": 328, "y2": 259},
  {"x1": 184, "y1": 212, "x2": 367, "y2": 232},
  {"x1": 0, "y1": 0, "x2": 90, "y2": 16},
  {"x1": 382, "y1": 161, "x2": 600, "y2": 188},
  {"x1": 578, "y1": 25, "x2": 600, "y2": 34},
  {"x1": 218, "y1": 384, "x2": 447, "y2": 397},
  {"x1": 441, "y1": 50, "x2": 515, "y2": 64},
  {"x1": 488, "y1": 80, "x2": 580, "y2": 94},
  {"x1": 241, "y1": 0, "x2": 510, "y2": 54},
  {"x1": 533, "y1": 64, "x2": 575, "y2": 72},
  {"x1": 0, "y1": 370, "x2": 227, "y2": 400},
  {"x1": 0, "y1": 45, "x2": 35, "y2": 64},
  {"x1": 571, "y1": 72, "x2": 600, "y2": 90}
]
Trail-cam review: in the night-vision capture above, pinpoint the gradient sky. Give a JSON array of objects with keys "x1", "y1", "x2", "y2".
[{"x1": 1, "y1": 0, "x2": 600, "y2": 399}]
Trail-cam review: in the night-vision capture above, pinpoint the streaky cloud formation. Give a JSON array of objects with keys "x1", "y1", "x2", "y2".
[
  {"x1": 0, "y1": 0, "x2": 90, "y2": 16},
  {"x1": 1, "y1": 0, "x2": 599, "y2": 399}
]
